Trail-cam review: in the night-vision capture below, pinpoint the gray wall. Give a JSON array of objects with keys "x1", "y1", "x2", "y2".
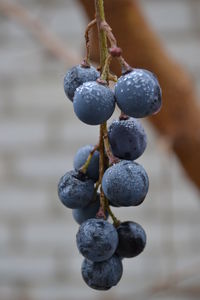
[{"x1": 0, "y1": 1, "x2": 200, "y2": 300}]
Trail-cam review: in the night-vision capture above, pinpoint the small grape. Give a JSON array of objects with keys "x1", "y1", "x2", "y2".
[
  {"x1": 73, "y1": 81, "x2": 115, "y2": 125},
  {"x1": 76, "y1": 218, "x2": 118, "y2": 262},
  {"x1": 116, "y1": 221, "x2": 146, "y2": 258},
  {"x1": 115, "y1": 69, "x2": 162, "y2": 118},
  {"x1": 72, "y1": 194, "x2": 108, "y2": 225},
  {"x1": 57, "y1": 170, "x2": 94, "y2": 209},
  {"x1": 81, "y1": 255, "x2": 123, "y2": 290},
  {"x1": 73, "y1": 145, "x2": 99, "y2": 181},
  {"x1": 64, "y1": 65, "x2": 100, "y2": 101},
  {"x1": 102, "y1": 160, "x2": 149, "y2": 207},
  {"x1": 108, "y1": 117, "x2": 147, "y2": 160}
]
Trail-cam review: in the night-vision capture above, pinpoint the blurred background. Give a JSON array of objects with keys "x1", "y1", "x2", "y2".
[{"x1": 0, "y1": 0, "x2": 200, "y2": 300}]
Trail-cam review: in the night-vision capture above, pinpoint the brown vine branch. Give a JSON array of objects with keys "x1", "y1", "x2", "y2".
[{"x1": 79, "y1": 0, "x2": 200, "y2": 191}]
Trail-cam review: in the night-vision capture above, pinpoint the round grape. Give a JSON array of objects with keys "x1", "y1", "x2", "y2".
[
  {"x1": 58, "y1": 170, "x2": 94, "y2": 209},
  {"x1": 73, "y1": 145, "x2": 99, "y2": 182},
  {"x1": 76, "y1": 218, "x2": 118, "y2": 262},
  {"x1": 102, "y1": 160, "x2": 149, "y2": 207},
  {"x1": 116, "y1": 221, "x2": 146, "y2": 258},
  {"x1": 81, "y1": 255, "x2": 123, "y2": 290},
  {"x1": 73, "y1": 81, "x2": 115, "y2": 125},
  {"x1": 108, "y1": 117, "x2": 147, "y2": 160},
  {"x1": 115, "y1": 69, "x2": 162, "y2": 118},
  {"x1": 64, "y1": 65, "x2": 100, "y2": 101}
]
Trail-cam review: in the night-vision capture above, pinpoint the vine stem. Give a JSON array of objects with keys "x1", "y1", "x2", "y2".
[
  {"x1": 79, "y1": 144, "x2": 99, "y2": 174},
  {"x1": 94, "y1": 4, "x2": 131, "y2": 73},
  {"x1": 83, "y1": 18, "x2": 97, "y2": 66},
  {"x1": 95, "y1": 0, "x2": 120, "y2": 226},
  {"x1": 95, "y1": 0, "x2": 108, "y2": 219},
  {"x1": 103, "y1": 130, "x2": 120, "y2": 165},
  {"x1": 95, "y1": 0, "x2": 108, "y2": 72}
]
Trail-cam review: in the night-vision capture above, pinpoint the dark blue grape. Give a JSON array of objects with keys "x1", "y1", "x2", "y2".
[
  {"x1": 64, "y1": 65, "x2": 99, "y2": 101},
  {"x1": 73, "y1": 145, "x2": 99, "y2": 182},
  {"x1": 102, "y1": 160, "x2": 149, "y2": 207},
  {"x1": 73, "y1": 81, "x2": 115, "y2": 125},
  {"x1": 72, "y1": 194, "x2": 108, "y2": 225},
  {"x1": 76, "y1": 218, "x2": 118, "y2": 262},
  {"x1": 115, "y1": 69, "x2": 162, "y2": 118},
  {"x1": 108, "y1": 117, "x2": 147, "y2": 160},
  {"x1": 116, "y1": 221, "x2": 146, "y2": 258},
  {"x1": 57, "y1": 170, "x2": 94, "y2": 209},
  {"x1": 81, "y1": 255, "x2": 123, "y2": 290}
]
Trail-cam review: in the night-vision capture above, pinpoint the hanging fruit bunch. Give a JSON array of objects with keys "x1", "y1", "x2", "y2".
[{"x1": 58, "y1": 0, "x2": 162, "y2": 291}]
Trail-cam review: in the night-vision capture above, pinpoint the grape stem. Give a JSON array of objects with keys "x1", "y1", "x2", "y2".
[
  {"x1": 119, "y1": 111, "x2": 130, "y2": 120},
  {"x1": 102, "y1": 125, "x2": 120, "y2": 165},
  {"x1": 79, "y1": 144, "x2": 99, "y2": 174},
  {"x1": 100, "y1": 54, "x2": 112, "y2": 82},
  {"x1": 97, "y1": 16, "x2": 132, "y2": 73},
  {"x1": 119, "y1": 56, "x2": 133, "y2": 74},
  {"x1": 83, "y1": 18, "x2": 97, "y2": 66},
  {"x1": 100, "y1": 20, "x2": 117, "y2": 47},
  {"x1": 98, "y1": 122, "x2": 106, "y2": 218},
  {"x1": 104, "y1": 198, "x2": 120, "y2": 227},
  {"x1": 108, "y1": 73, "x2": 118, "y2": 82},
  {"x1": 95, "y1": 0, "x2": 120, "y2": 226},
  {"x1": 95, "y1": 0, "x2": 108, "y2": 72}
]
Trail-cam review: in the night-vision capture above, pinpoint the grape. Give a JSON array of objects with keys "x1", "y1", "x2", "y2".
[
  {"x1": 73, "y1": 145, "x2": 99, "y2": 181},
  {"x1": 81, "y1": 255, "x2": 123, "y2": 290},
  {"x1": 102, "y1": 160, "x2": 149, "y2": 207},
  {"x1": 115, "y1": 69, "x2": 162, "y2": 118},
  {"x1": 108, "y1": 117, "x2": 147, "y2": 160},
  {"x1": 72, "y1": 193, "x2": 108, "y2": 225},
  {"x1": 73, "y1": 81, "x2": 115, "y2": 125},
  {"x1": 57, "y1": 170, "x2": 94, "y2": 209},
  {"x1": 76, "y1": 218, "x2": 118, "y2": 262},
  {"x1": 64, "y1": 65, "x2": 100, "y2": 101},
  {"x1": 116, "y1": 221, "x2": 146, "y2": 258}
]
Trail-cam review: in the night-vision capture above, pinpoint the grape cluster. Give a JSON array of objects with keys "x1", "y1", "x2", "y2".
[
  {"x1": 58, "y1": 62, "x2": 162, "y2": 290},
  {"x1": 58, "y1": 0, "x2": 162, "y2": 290}
]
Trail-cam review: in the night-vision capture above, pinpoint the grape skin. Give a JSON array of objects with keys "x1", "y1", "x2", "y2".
[
  {"x1": 73, "y1": 81, "x2": 115, "y2": 125},
  {"x1": 108, "y1": 117, "x2": 147, "y2": 160},
  {"x1": 115, "y1": 69, "x2": 162, "y2": 118},
  {"x1": 64, "y1": 65, "x2": 100, "y2": 101},
  {"x1": 116, "y1": 221, "x2": 146, "y2": 258},
  {"x1": 102, "y1": 160, "x2": 149, "y2": 207},
  {"x1": 81, "y1": 255, "x2": 123, "y2": 290},
  {"x1": 76, "y1": 218, "x2": 119, "y2": 262},
  {"x1": 57, "y1": 170, "x2": 94, "y2": 209}
]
